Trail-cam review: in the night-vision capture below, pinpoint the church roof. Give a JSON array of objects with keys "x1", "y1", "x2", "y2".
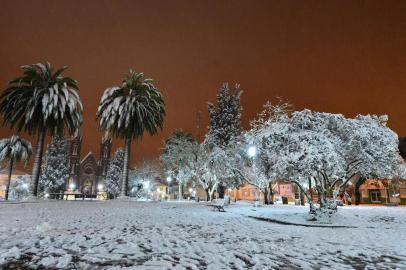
[{"x1": 80, "y1": 152, "x2": 98, "y2": 164}]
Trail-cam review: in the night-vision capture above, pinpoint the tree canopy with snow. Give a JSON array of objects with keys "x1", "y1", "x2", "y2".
[
  {"x1": 255, "y1": 109, "x2": 402, "y2": 219},
  {"x1": 39, "y1": 135, "x2": 69, "y2": 195},
  {"x1": 160, "y1": 129, "x2": 197, "y2": 198},
  {"x1": 242, "y1": 99, "x2": 293, "y2": 204},
  {"x1": 105, "y1": 148, "x2": 124, "y2": 198},
  {"x1": 204, "y1": 83, "x2": 244, "y2": 196},
  {"x1": 191, "y1": 142, "x2": 243, "y2": 201},
  {"x1": 128, "y1": 159, "x2": 161, "y2": 198}
]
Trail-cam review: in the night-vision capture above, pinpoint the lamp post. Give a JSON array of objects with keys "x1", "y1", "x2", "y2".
[
  {"x1": 166, "y1": 176, "x2": 172, "y2": 200},
  {"x1": 247, "y1": 145, "x2": 260, "y2": 203},
  {"x1": 69, "y1": 183, "x2": 75, "y2": 191}
]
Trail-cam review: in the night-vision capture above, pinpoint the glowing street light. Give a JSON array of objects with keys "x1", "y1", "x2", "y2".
[
  {"x1": 97, "y1": 184, "x2": 104, "y2": 191},
  {"x1": 22, "y1": 183, "x2": 28, "y2": 189},
  {"x1": 69, "y1": 183, "x2": 76, "y2": 190},
  {"x1": 247, "y1": 146, "x2": 257, "y2": 157},
  {"x1": 166, "y1": 176, "x2": 172, "y2": 199}
]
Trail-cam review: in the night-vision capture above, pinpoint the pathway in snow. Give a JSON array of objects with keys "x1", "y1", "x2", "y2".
[{"x1": 0, "y1": 201, "x2": 405, "y2": 269}]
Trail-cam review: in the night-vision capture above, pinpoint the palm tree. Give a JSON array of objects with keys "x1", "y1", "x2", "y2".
[
  {"x1": 97, "y1": 69, "x2": 165, "y2": 198},
  {"x1": 0, "y1": 136, "x2": 32, "y2": 200},
  {"x1": 0, "y1": 63, "x2": 83, "y2": 197}
]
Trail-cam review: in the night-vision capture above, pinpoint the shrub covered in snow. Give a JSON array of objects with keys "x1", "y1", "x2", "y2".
[
  {"x1": 105, "y1": 148, "x2": 124, "y2": 198},
  {"x1": 39, "y1": 135, "x2": 69, "y2": 195},
  {"x1": 9, "y1": 175, "x2": 31, "y2": 200},
  {"x1": 128, "y1": 159, "x2": 161, "y2": 199}
]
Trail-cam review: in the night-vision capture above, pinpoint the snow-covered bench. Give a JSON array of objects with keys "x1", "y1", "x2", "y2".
[{"x1": 207, "y1": 196, "x2": 230, "y2": 212}]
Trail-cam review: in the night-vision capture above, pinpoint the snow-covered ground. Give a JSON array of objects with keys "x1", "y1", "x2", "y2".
[{"x1": 0, "y1": 201, "x2": 405, "y2": 269}]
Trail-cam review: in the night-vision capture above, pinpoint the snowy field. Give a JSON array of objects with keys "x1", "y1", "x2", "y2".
[{"x1": 0, "y1": 201, "x2": 405, "y2": 270}]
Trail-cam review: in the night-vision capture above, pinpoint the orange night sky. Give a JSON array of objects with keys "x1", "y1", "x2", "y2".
[{"x1": 1, "y1": 0, "x2": 406, "y2": 167}]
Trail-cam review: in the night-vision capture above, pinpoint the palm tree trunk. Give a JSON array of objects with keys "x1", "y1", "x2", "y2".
[
  {"x1": 31, "y1": 129, "x2": 46, "y2": 197},
  {"x1": 5, "y1": 158, "x2": 14, "y2": 200},
  {"x1": 120, "y1": 137, "x2": 131, "y2": 198}
]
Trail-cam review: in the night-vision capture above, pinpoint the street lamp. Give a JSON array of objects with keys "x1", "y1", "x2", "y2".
[
  {"x1": 69, "y1": 183, "x2": 75, "y2": 191},
  {"x1": 97, "y1": 184, "x2": 104, "y2": 191},
  {"x1": 166, "y1": 176, "x2": 172, "y2": 199},
  {"x1": 248, "y1": 145, "x2": 257, "y2": 157}
]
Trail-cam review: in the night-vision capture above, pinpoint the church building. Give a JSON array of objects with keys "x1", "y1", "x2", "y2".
[{"x1": 65, "y1": 136, "x2": 112, "y2": 195}]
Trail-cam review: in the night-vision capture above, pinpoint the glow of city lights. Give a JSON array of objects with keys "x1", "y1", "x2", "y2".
[{"x1": 166, "y1": 176, "x2": 172, "y2": 183}]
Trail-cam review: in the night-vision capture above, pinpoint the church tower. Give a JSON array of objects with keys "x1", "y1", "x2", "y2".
[
  {"x1": 99, "y1": 138, "x2": 112, "y2": 178},
  {"x1": 66, "y1": 135, "x2": 82, "y2": 187}
]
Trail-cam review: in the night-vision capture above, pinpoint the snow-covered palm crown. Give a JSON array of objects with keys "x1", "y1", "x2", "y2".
[
  {"x1": 0, "y1": 136, "x2": 32, "y2": 165},
  {"x1": 96, "y1": 70, "x2": 165, "y2": 140},
  {"x1": 97, "y1": 69, "x2": 165, "y2": 197},
  {"x1": 0, "y1": 63, "x2": 83, "y2": 136},
  {"x1": 0, "y1": 62, "x2": 83, "y2": 197}
]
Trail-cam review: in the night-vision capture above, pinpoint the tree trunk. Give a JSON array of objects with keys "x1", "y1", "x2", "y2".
[
  {"x1": 120, "y1": 137, "x2": 131, "y2": 198},
  {"x1": 355, "y1": 177, "x2": 365, "y2": 205},
  {"x1": 268, "y1": 183, "x2": 274, "y2": 204},
  {"x1": 263, "y1": 187, "x2": 269, "y2": 205},
  {"x1": 209, "y1": 189, "x2": 214, "y2": 201},
  {"x1": 205, "y1": 188, "x2": 210, "y2": 201},
  {"x1": 218, "y1": 185, "x2": 225, "y2": 199},
  {"x1": 308, "y1": 178, "x2": 313, "y2": 203},
  {"x1": 5, "y1": 159, "x2": 14, "y2": 200},
  {"x1": 300, "y1": 189, "x2": 305, "y2": 206},
  {"x1": 31, "y1": 129, "x2": 46, "y2": 197}
]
